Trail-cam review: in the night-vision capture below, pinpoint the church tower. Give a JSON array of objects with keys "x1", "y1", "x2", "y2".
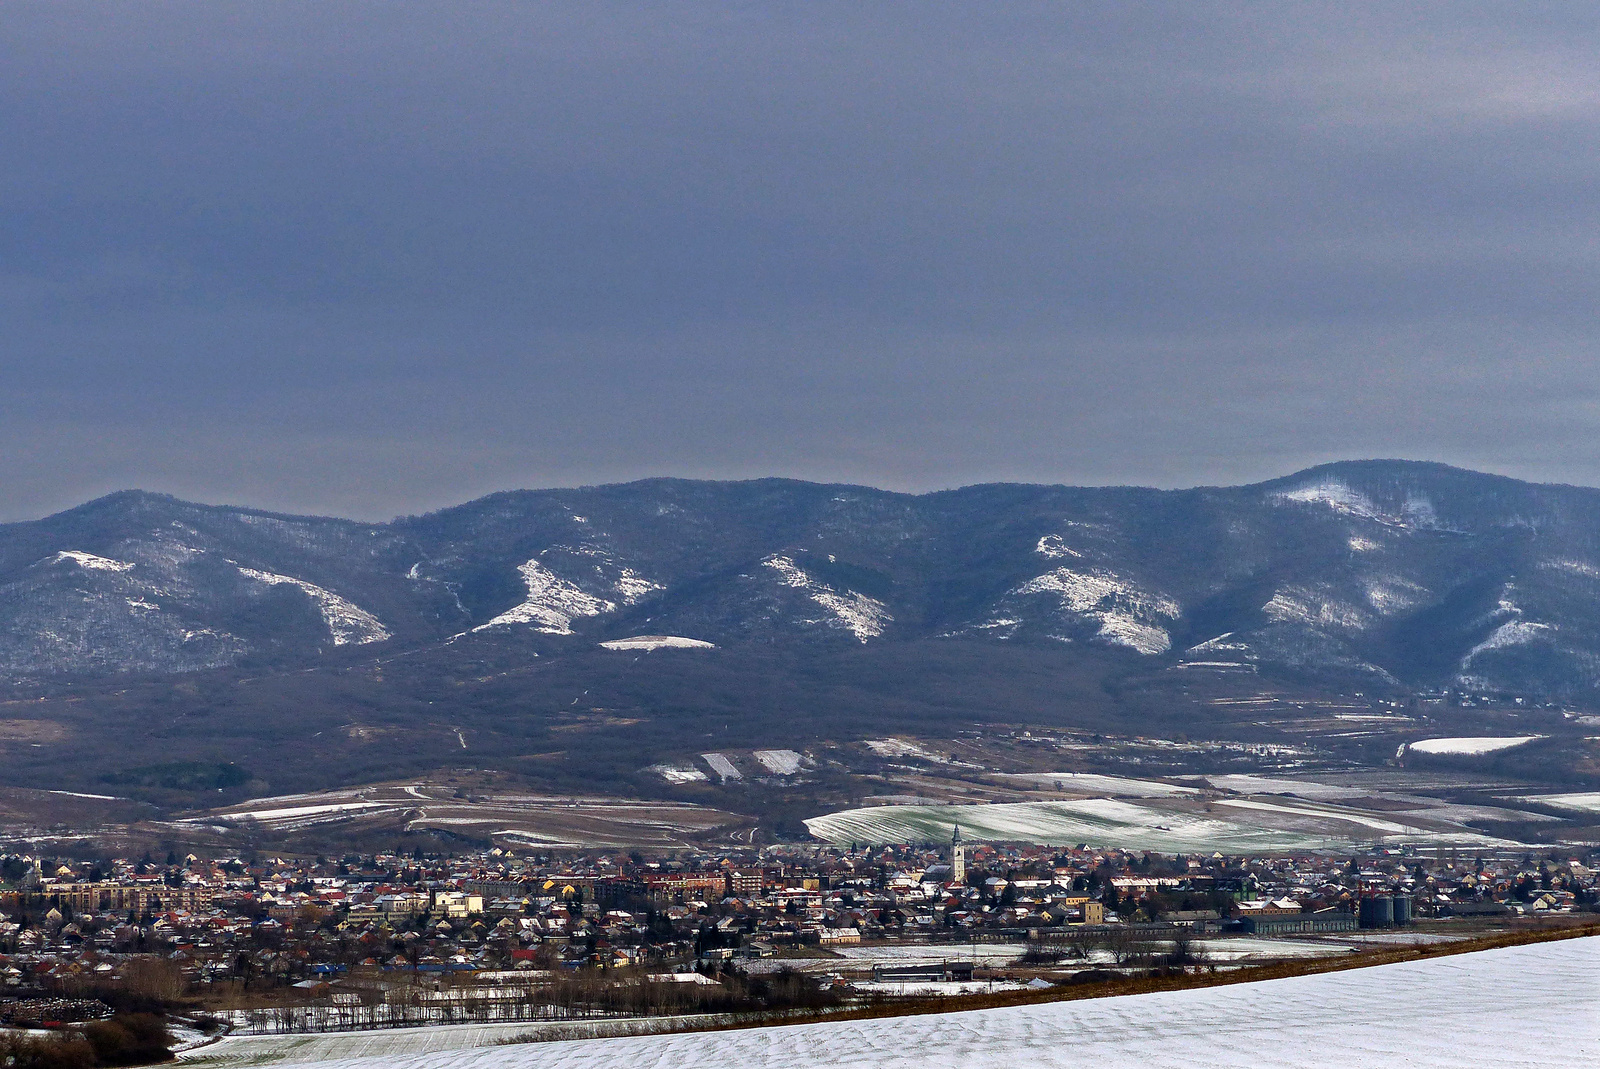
[{"x1": 950, "y1": 823, "x2": 966, "y2": 885}]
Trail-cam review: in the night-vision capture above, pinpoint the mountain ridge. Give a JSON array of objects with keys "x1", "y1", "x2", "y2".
[
  {"x1": 8, "y1": 459, "x2": 1600, "y2": 697},
  {"x1": 49, "y1": 457, "x2": 1595, "y2": 525}
]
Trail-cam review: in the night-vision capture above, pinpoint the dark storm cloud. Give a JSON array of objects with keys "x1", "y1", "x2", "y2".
[{"x1": 5, "y1": 3, "x2": 1600, "y2": 519}]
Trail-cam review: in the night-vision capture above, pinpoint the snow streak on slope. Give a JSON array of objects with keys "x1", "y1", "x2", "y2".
[
  {"x1": 1542, "y1": 558, "x2": 1600, "y2": 579},
  {"x1": 47, "y1": 550, "x2": 136, "y2": 572},
  {"x1": 474, "y1": 560, "x2": 615, "y2": 634},
  {"x1": 1271, "y1": 479, "x2": 1441, "y2": 529},
  {"x1": 1033, "y1": 534, "x2": 1082, "y2": 559},
  {"x1": 1463, "y1": 619, "x2": 1554, "y2": 662},
  {"x1": 0, "y1": 545, "x2": 248, "y2": 675},
  {"x1": 237, "y1": 568, "x2": 391, "y2": 645},
  {"x1": 996, "y1": 568, "x2": 1179, "y2": 654},
  {"x1": 476, "y1": 553, "x2": 662, "y2": 635},
  {"x1": 1262, "y1": 586, "x2": 1368, "y2": 631},
  {"x1": 1363, "y1": 576, "x2": 1426, "y2": 613},
  {"x1": 275, "y1": 938, "x2": 1600, "y2": 1069},
  {"x1": 1273, "y1": 479, "x2": 1384, "y2": 518},
  {"x1": 762, "y1": 556, "x2": 890, "y2": 641}
]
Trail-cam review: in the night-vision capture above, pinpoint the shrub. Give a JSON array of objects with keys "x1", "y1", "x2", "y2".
[
  {"x1": 0, "y1": 1031, "x2": 96, "y2": 1069},
  {"x1": 81, "y1": 1014, "x2": 172, "y2": 1066}
]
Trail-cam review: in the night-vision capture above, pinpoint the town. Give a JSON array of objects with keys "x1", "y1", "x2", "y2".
[{"x1": 2, "y1": 832, "x2": 1596, "y2": 1061}]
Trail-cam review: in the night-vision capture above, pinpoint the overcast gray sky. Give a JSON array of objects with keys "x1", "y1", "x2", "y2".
[{"x1": 5, "y1": 2, "x2": 1600, "y2": 521}]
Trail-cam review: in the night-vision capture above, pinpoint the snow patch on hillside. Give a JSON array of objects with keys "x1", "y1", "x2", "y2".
[
  {"x1": 1004, "y1": 568, "x2": 1179, "y2": 654},
  {"x1": 763, "y1": 556, "x2": 891, "y2": 641},
  {"x1": 1092, "y1": 613, "x2": 1175, "y2": 655},
  {"x1": 1183, "y1": 631, "x2": 1253, "y2": 657},
  {"x1": 237, "y1": 568, "x2": 391, "y2": 645},
  {"x1": 966, "y1": 616, "x2": 1024, "y2": 635},
  {"x1": 1541, "y1": 558, "x2": 1600, "y2": 579},
  {"x1": 557, "y1": 544, "x2": 664, "y2": 605},
  {"x1": 1273, "y1": 480, "x2": 1383, "y2": 518},
  {"x1": 1363, "y1": 576, "x2": 1427, "y2": 614},
  {"x1": 1263, "y1": 587, "x2": 1368, "y2": 631},
  {"x1": 1463, "y1": 619, "x2": 1554, "y2": 663},
  {"x1": 46, "y1": 550, "x2": 135, "y2": 572},
  {"x1": 1034, "y1": 534, "x2": 1082, "y2": 559},
  {"x1": 1272, "y1": 480, "x2": 1441, "y2": 529},
  {"x1": 1402, "y1": 493, "x2": 1440, "y2": 527},
  {"x1": 612, "y1": 569, "x2": 661, "y2": 603},
  {"x1": 1016, "y1": 569, "x2": 1178, "y2": 618},
  {"x1": 475, "y1": 559, "x2": 616, "y2": 634}
]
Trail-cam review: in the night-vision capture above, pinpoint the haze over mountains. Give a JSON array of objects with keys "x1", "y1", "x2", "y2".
[{"x1": 6, "y1": 460, "x2": 1600, "y2": 699}]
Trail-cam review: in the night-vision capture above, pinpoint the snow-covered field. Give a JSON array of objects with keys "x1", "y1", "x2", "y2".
[
  {"x1": 599, "y1": 635, "x2": 715, "y2": 650},
  {"x1": 805, "y1": 795, "x2": 1506, "y2": 851},
  {"x1": 1337, "y1": 931, "x2": 1465, "y2": 946},
  {"x1": 273, "y1": 937, "x2": 1598, "y2": 1069},
  {"x1": 1408, "y1": 736, "x2": 1543, "y2": 755},
  {"x1": 217, "y1": 801, "x2": 388, "y2": 824},
  {"x1": 832, "y1": 943, "x2": 1026, "y2": 966},
  {"x1": 992, "y1": 772, "x2": 1197, "y2": 797},
  {"x1": 178, "y1": 1019, "x2": 697, "y2": 1067},
  {"x1": 1203, "y1": 774, "x2": 1367, "y2": 800},
  {"x1": 752, "y1": 749, "x2": 804, "y2": 775},
  {"x1": 1521, "y1": 791, "x2": 1600, "y2": 815},
  {"x1": 649, "y1": 765, "x2": 708, "y2": 784},
  {"x1": 743, "y1": 944, "x2": 1028, "y2": 976},
  {"x1": 864, "y1": 738, "x2": 948, "y2": 761},
  {"x1": 1186, "y1": 937, "x2": 1351, "y2": 961},
  {"x1": 849, "y1": 980, "x2": 1028, "y2": 996},
  {"x1": 180, "y1": 784, "x2": 739, "y2": 848},
  {"x1": 763, "y1": 936, "x2": 1348, "y2": 974},
  {"x1": 701, "y1": 753, "x2": 742, "y2": 780}
]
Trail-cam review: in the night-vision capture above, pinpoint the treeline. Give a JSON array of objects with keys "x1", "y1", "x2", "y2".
[
  {"x1": 227, "y1": 968, "x2": 840, "y2": 1035},
  {"x1": 0, "y1": 1014, "x2": 171, "y2": 1069}
]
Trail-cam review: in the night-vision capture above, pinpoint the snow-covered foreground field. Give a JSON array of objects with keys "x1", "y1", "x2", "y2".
[
  {"x1": 278, "y1": 937, "x2": 1597, "y2": 1069},
  {"x1": 180, "y1": 1022, "x2": 543, "y2": 1067}
]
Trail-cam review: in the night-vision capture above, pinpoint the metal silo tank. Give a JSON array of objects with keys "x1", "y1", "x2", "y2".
[
  {"x1": 1392, "y1": 896, "x2": 1412, "y2": 926},
  {"x1": 1373, "y1": 895, "x2": 1394, "y2": 927}
]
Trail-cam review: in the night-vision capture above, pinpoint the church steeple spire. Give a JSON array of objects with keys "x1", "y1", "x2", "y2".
[{"x1": 950, "y1": 823, "x2": 966, "y2": 884}]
